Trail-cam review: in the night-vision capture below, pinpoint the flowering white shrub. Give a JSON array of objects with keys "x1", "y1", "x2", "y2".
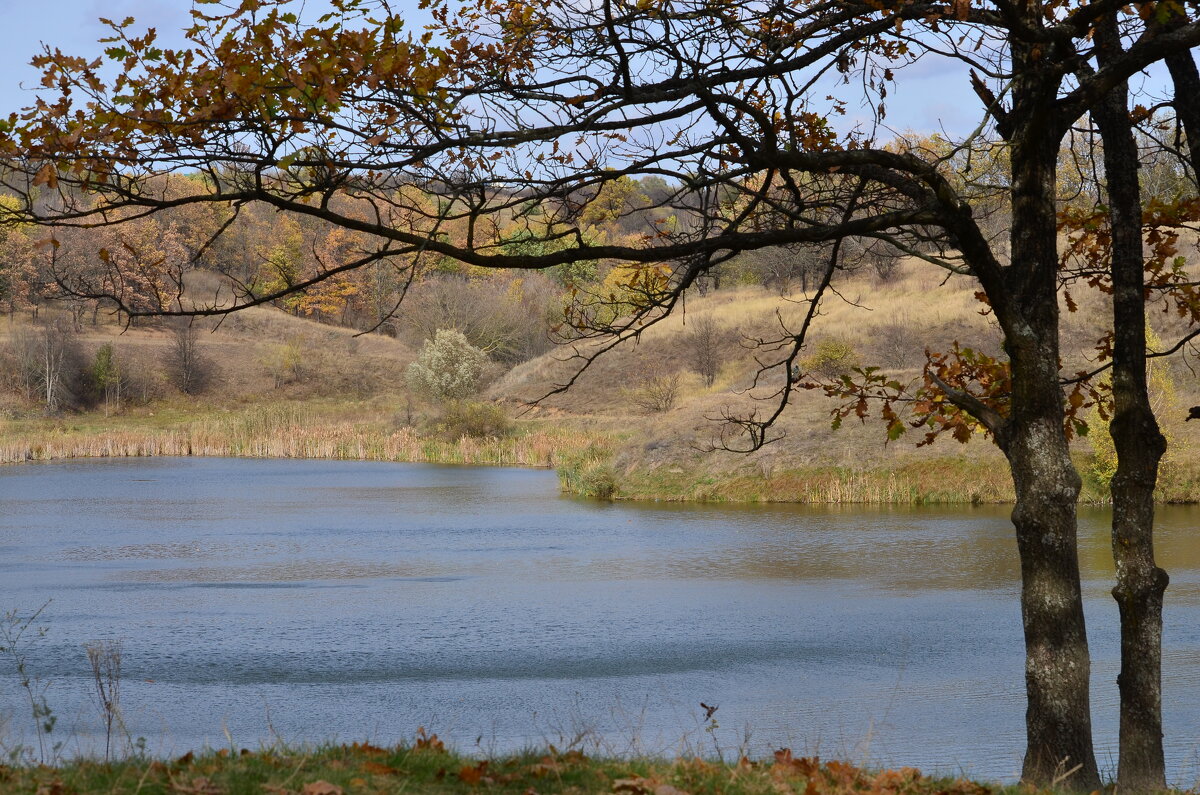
[{"x1": 405, "y1": 329, "x2": 487, "y2": 400}]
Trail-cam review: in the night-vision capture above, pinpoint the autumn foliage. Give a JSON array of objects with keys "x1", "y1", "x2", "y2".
[{"x1": 1, "y1": 0, "x2": 1199, "y2": 787}]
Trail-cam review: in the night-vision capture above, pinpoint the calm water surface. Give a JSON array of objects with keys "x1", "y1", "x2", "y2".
[{"x1": 2, "y1": 457, "x2": 1199, "y2": 783}]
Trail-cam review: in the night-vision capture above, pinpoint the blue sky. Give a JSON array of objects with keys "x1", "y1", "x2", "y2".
[
  {"x1": 2, "y1": 1, "x2": 1160, "y2": 139},
  {"x1": 0, "y1": 1, "x2": 192, "y2": 114}
]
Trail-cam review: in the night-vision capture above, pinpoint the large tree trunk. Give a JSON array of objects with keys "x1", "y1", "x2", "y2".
[
  {"x1": 1000, "y1": 336, "x2": 1101, "y2": 790},
  {"x1": 1094, "y1": 17, "x2": 1170, "y2": 790},
  {"x1": 999, "y1": 81, "x2": 1101, "y2": 788},
  {"x1": 1167, "y1": 52, "x2": 1200, "y2": 174},
  {"x1": 1160, "y1": 17, "x2": 1200, "y2": 176}
]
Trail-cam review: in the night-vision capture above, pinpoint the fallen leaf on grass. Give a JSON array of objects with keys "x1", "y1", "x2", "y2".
[
  {"x1": 612, "y1": 780, "x2": 692, "y2": 795},
  {"x1": 300, "y1": 781, "x2": 344, "y2": 795},
  {"x1": 458, "y1": 760, "x2": 491, "y2": 785},
  {"x1": 169, "y1": 776, "x2": 222, "y2": 795},
  {"x1": 870, "y1": 767, "x2": 924, "y2": 793},
  {"x1": 529, "y1": 761, "x2": 558, "y2": 777},
  {"x1": 350, "y1": 742, "x2": 389, "y2": 757},
  {"x1": 825, "y1": 759, "x2": 862, "y2": 786},
  {"x1": 772, "y1": 749, "x2": 822, "y2": 780},
  {"x1": 676, "y1": 758, "x2": 712, "y2": 774},
  {"x1": 361, "y1": 761, "x2": 402, "y2": 776},
  {"x1": 414, "y1": 727, "x2": 445, "y2": 752}
]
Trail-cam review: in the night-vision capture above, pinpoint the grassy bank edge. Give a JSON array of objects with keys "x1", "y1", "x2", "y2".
[
  {"x1": 559, "y1": 450, "x2": 1200, "y2": 506},
  {"x1": 0, "y1": 741, "x2": 1069, "y2": 795}
]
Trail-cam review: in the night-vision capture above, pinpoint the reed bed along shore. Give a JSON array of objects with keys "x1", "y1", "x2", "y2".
[
  {"x1": 6, "y1": 401, "x2": 1199, "y2": 504},
  {"x1": 582, "y1": 460, "x2": 1017, "y2": 505},
  {"x1": 0, "y1": 740, "x2": 1046, "y2": 795},
  {"x1": 0, "y1": 403, "x2": 608, "y2": 470}
]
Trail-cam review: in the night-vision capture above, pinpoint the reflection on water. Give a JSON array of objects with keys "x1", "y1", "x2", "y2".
[{"x1": 1, "y1": 458, "x2": 1199, "y2": 784}]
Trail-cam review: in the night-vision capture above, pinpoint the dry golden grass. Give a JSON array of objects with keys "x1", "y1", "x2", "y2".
[
  {"x1": 0, "y1": 403, "x2": 608, "y2": 468},
  {"x1": 0, "y1": 306, "x2": 417, "y2": 406},
  {"x1": 6, "y1": 257, "x2": 1200, "y2": 504},
  {"x1": 496, "y1": 260, "x2": 1200, "y2": 503}
]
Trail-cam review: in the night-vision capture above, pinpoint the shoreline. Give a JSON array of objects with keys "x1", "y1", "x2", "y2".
[
  {"x1": 0, "y1": 402, "x2": 600, "y2": 471},
  {"x1": 8, "y1": 439, "x2": 1197, "y2": 507},
  {"x1": 4, "y1": 403, "x2": 1197, "y2": 506}
]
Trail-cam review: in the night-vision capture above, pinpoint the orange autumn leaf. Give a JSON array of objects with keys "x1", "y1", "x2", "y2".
[
  {"x1": 457, "y1": 760, "x2": 489, "y2": 785},
  {"x1": 361, "y1": 761, "x2": 402, "y2": 776},
  {"x1": 300, "y1": 782, "x2": 343, "y2": 795}
]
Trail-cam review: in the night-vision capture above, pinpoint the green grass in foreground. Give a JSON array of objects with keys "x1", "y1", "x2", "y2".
[{"x1": 0, "y1": 740, "x2": 1057, "y2": 795}]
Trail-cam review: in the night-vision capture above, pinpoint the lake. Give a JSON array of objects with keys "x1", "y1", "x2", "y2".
[{"x1": 1, "y1": 457, "x2": 1199, "y2": 783}]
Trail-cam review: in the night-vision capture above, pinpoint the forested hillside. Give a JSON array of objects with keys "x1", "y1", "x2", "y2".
[
  {"x1": 2, "y1": 121, "x2": 1198, "y2": 503},
  {"x1": 3, "y1": 189, "x2": 1198, "y2": 503}
]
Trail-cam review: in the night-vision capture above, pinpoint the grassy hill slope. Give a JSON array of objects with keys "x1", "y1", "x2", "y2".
[
  {"x1": 490, "y1": 262, "x2": 1200, "y2": 504},
  {"x1": 3, "y1": 259, "x2": 1199, "y2": 504}
]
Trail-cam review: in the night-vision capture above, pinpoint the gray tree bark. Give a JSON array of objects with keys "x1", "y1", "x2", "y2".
[
  {"x1": 1094, "y1": 17, "x2": 1170, "y2": 790},
  {"x1": 992, "y1": 40, "x2": 1101, "y2": 787}
]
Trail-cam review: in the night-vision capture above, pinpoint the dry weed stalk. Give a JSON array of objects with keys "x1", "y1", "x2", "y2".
[
  {"x1": 85, "y1": 639, "x2": 123, "y2": 761},
  {"x1": 0, "y1": 601, "x2": 58, "y2": 764}
]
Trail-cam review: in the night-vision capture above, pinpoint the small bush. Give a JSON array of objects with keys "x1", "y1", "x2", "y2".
[
  {"x1": 261, "y1": 338, "x2": 307, "y2": 388},
  {"x1": 8, "y1": 320, "x2": 91, "y2": 411},
  {"x1": 1085, "y1": 328, "x2": 1179, "y2": 494},
  {"x1": 842, "y1": 237, "x2": 902, "y2": 282},
  {"x1": 163, "y1": 321, "x2": 213, "y2": 395},
  {"x1": 91, "y1": 343, "x2": 123, "y2": 416},
  {"x1": 436, "y1": 400, "x2": 512, "y2": 440},
  {"x1": 872, "y1": 315, "x2": 923, "y2": 370},
  {"x1": 121, "y1": 351, "x2": 164, "y2": 406},
  {"x1": 1085, "y1": 403, "x2": 1118, "y2": 489},
  {"x1": 801, "y1": 339, "x2": 861, "y2": 379},
  {"x1": 683, "y1": 314, "x2": 726, "y2": 387},
  {"x1": 406, "y1": 329, "x2": 488, "y2": 400},
  {"x1": 402, "y1": 275, "x2": 557, "y2": 364},
  {"x1": 622, "y1": 372, "x2": 681, "y2": 413}
]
